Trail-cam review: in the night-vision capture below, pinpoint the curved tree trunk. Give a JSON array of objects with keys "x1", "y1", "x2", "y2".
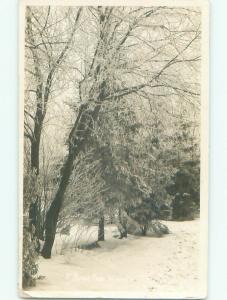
[
  {"x1": 41, "y1": 105, "x2": 101, "y2": 258},
  {"x1": 41, "y1": 153, "x2": 75, "y2": 258}
]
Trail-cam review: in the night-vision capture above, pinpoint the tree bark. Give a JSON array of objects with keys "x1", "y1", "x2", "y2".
[
  {"x1": 29, "y1": 102, "x2": 44, "y2": 240},
  {"x1": 41, "y1": 153, "x2": 75, "y2": 258},
  {"x1": 118, "y1": 208, "x2": 128, "y2": 239},
  {"x1": 31, "y1": 127, "x2": 41, "y2": 175},
  {"x1": 98, "y1": 215, "x2": 105, "y2": 241},
  {"x1": 41, "y1": 105, "x2": 101, "y2": 258},
  {"x1": 141, "y1": 225, "x2": 147, "y2": 236}
]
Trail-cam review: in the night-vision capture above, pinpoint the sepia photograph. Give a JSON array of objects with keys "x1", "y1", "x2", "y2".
[{"x1": 19, "y1": 0, "x2": 209, "y2": 298}]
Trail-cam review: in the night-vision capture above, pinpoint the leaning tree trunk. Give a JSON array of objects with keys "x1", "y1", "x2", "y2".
[
  {"x1": 41, "y1": 104, "x2": 101, "y2": 258},
  {"x1": 41, "y1": 153, "x2": 75, "y2": 258},
  {"x1": 98, "y1": 214, "x2": 105, "y2": 241}
]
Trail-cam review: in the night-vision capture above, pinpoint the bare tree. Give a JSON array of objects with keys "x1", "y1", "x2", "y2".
[{"x1": 24, "y1": 6, "x2": 82, "y2": 174}]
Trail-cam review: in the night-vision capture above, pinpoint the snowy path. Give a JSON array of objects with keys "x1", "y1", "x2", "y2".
[{"x1": 26, "y1": 219, "x2": 205, "y2": 298}]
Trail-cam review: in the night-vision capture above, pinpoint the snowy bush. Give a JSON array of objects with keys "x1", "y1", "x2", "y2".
[
  {"x1": 147, "y1": 221, "x2": 170, "y2": 237},
  {"x1": 22, "y1": 171, "x2": 40, "y2": 288},
  {"x1": 52, "y1": 223, "x2": 97, "y2": 255},
  {"x1": 126, "y1": 194, "x2": 160, "y2": 236},
  {"x1": 172, "y1": 193, "x2": 197, "y2": 221},
  {"x1": 22, "y1": 217, "x2": 39, "y2": 288}
]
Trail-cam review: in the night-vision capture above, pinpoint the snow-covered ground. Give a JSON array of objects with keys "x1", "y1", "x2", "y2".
[{"x1": 25, "y1": 219, "x2": 206, "y2": 299}]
